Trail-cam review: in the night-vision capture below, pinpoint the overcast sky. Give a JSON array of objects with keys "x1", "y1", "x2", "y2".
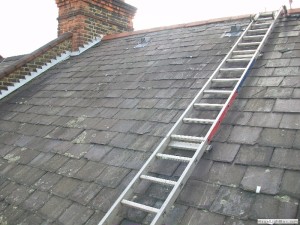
[{"x1": 0, "y1": 0, "x2": 298, "y2": 57}]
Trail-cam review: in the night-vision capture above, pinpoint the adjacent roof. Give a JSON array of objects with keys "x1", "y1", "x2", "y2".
[{"x1": 0, "y1": 12, "x2": 300, "y2": 225}]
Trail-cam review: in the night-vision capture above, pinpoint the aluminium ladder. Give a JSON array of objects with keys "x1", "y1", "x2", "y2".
[{"x1": 99, "y1": 7, "x2": 283, "y2": 225}]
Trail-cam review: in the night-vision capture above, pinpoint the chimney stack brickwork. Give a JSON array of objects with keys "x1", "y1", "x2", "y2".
[{"x1": 56, "y1": 0, "x2": 137, "y2": 50}]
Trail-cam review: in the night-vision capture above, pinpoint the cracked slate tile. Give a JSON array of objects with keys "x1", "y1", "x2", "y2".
[
  {"x1": 210, "y1": 186, "x2": 255, "y2": 219},
  {"x1": 241, "y1": 166, "x2": 283, "y2": 194}
]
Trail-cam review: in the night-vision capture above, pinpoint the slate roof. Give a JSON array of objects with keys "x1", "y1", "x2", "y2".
[{"x1": 0, "y1": 13, "x2": 300, "y2": 225}]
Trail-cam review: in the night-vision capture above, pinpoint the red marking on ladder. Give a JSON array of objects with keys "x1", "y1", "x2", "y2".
[{"x1": 208, "y1": 91, "x2": 238, "y2": 143}]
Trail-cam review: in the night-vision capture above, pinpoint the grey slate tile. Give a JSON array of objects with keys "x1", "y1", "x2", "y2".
[
  {"x1": 210, "y1": 186, "x2": 255, "y2": 219},
  {"x1": 208, "y1": 162, "x2": 246, "y2": 187},
  {"x1": 57, "y1": 159, "x2": 87, "y2": 177},
  {"x1": 249, "y1": 194, "x2": 299, "y2": 220},
  {"x1": 228, "y1": 126, "x2": 262, "y2": 145},
  {"x1": 109, "y1": 133, "x2": 138, "y2": 149},
  {"x1": 101, "y1": 148, "x2": 133, "y2": 167},
  {"x1": 6, "y1": 185, "x2": 34, "y2": 205},
  {"x1": 280, "y1": 170, "x2": 300, "y2": 198},
  {"x1": 84, "y1": 144, "x2": 112, "y2": 161},
  {"x1": 34, "y1": 172, "x2": 62, "y2": 191},
  {"x1": 90, "y1": 187, "x2": 120, "y2": 212},
  {"x1": 180, "y1": 208, "x2": 225, "y2": 225},
  {"x1": 248, "y1": 113, "x2": 282, "y2": 128},
  {"x1": 256, "y1": 77, "x2": 283, "y2": 87},
  {"x1": 235, "y1": 145, "x2": 273, "y2": 166},
  {"x1": 58, "y1": 203, "x2": 94, "y2": 225},
  {"x1": 204, "y1": 142, "x2": 240, "y2": 162},
  {"x1": 47, "y1": 127, "x2": 84, "y2": 141},
  {"x1": 274, "y1": 99, "x2": 300, "y2": 113},
  {"x1": 258, "y1": 128, "x2": 296, "y2": 148},
  {"x1": 223, "y1": 217, "x2": 257, "y2": 225},
  {"x1": 264, "y1": 87, "x2": 293, "y2": 98},
  {"x1": 64, "y1": 144, "x2": 92, "y2": 159},
  {"x1": 40, "y1": 154, "x2": 69, "y2": 172},
  {"x1": 244, "y1": 99, "x2": 275, "y2": 112},
  {"x1": 95, "y1": 165, "x2": 130, "y2": 188},
  {"x1": 23, "y1": 190, "x2": 50, "y2": 211},
  {"x1": 178, "y1": 180, "x2": 220, "y2": 209},
  {"x1": 293, "y1": 131, "x2": 300, "y2": 149},
  {"x1": 74, "y1": 161, "x2": 106, "y2": 182},
  {"x1": 241, "y1": 167, "x2": 283, "y2": 194},
  {"x1": 51, "y1": 177, "x2": 81, "y2": 198},
  {"x1": 69, "y1": 182, "x2": 102, "y2": 205},
  {"x1": 270, "y1": 148, "x2": 300, "y2": 170},
  {"x1": 39, "y1": 196, "x2": 71, "y2": 222},
  {"x1": 280, "y1": 114, "x2": 300, "y2": 129}
]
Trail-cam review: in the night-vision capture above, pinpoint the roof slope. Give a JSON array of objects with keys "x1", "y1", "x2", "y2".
[{"x1": 0, "y1": 15, "x2": 299, "y2": 225}]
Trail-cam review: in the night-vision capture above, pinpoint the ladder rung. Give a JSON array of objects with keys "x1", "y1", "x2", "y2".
[
  {"x1": 212, "y1": 78, "x2": 240, "y2": 83},
  {"x1": 193, "y1": 103, "x2": 224, "y2": 109},
  {"x1": 168, "y1": 141, "x2": 200, "y2": 151},
  {"x1": 233, "y1": 50, "x2": 256, "y2": 54},
  {"x1": 121, "y1": 199, "x2": 159, "y2": 214},
  {"x1": 171, "y1": 134, "x2": 205, "y2": 143},
  {"x1": 226, "y1": 58, "x2": 251, "y2": 62},
  {"x1": 238, "y1": 42, "x2": 260, "y2": 46},
  {"x1": 232, "y1": 54, "x2": 254, "y2": 59},
  {"x1": 204, "y1": 89, "x2": 232, "y2": 95},
  {"x1": 256, "y1": 17, "x2": 273, "y2": 21},
  {"x1": 156, "y1": 153, "x2": 191, "y2": 163},
  {"x1": 243, "y1": 35, "x2": 265, "y2": 40},
  {"x1": 259, "y1": 12, "x2": 274, "y2": 17},
  {"x1": 140, "y1": 175, "x2": 177, "y2": 186},
  {"x1": 219, "y1": 68, "x2": 246, "y2": 72},
  {"x1": 183, "y1": 118, "x2": 215, "y2": 124},
  {"x1": 252, "y1": 22, "x2": 272, "y2": 27},
  {"x1": 248, "y1": 28, "x2": 268, "y2": 33}
]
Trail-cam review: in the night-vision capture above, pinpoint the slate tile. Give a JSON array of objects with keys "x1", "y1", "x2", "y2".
[
  {"x1": 34, "y1": 172, "x2": 62, "y2": 191},
  {"x1": 4, "y1": 147, "x2": 40, "y2": 165},
  {"x1": 64, "y1": 144, "x2": 92, "y2": 159},
  {"x1": 249, "y1": 194, "x2": 299, "y2": 219},
  {"x1": 18, "y1": 213, "x2": 45, "y2": 225},
  {"x1": 57, "y1": 158, "x2": 87, "y2": 177},
  {"x1": 256, "y1": 77, "x2": 283, "y2": 87},
  {"x1": 280, "y1": 114, "x2": 300, "y2": 129},
  {"x1": 213, "y1": 125, "x2": 233, "y2": 142},
  {"x1": 7, "y1": 165, "x2": 46, "y2": 186},
  {"x1": 270, "y1": 148, "x2": 300, "y2": 170},
  {"x1": 293, "y1": 131, "x2": 300, "y2": 149},
  {"x1": 110, "y1": 120, "x2": 136, "y2": 133},
  {"x1": 128, "y1": 135, "x2": 160, "y2": 152},
  {"x1": 148, "y1": 182, "x2": 173, "y2": 200},
  {"x1": 258, "y1": 128, "x2": 296, "y2": 148},
  {"x1": 95, "y1": 165, "x2": 130, "y2": 188},
  {"x1": 51, "y1": 177, "x2": 81, "y2": 198},
  {"x1": 69, "y1": 182, "x2": 102, "y2": 205},
  {"x1": 29, "y1": 152, "x2": 54, "y2": 168},
  {"x1": 109, "y1": 133, "x2": 138, "y2": 149},
  {"x1": 74, "y1": 161, "x2": 106, "y2": 182},
  {"x1": 94, "y1": 118, "x2": 118, "y2": 130},
  {"x1": 1, "y1": 205, "x2": 26, "y2": 225},
  {"x1": 41, "y1": 154, "x2": 69, "y2": 172},
  {"x1": 84, "y1": 211, "x2": 105, "y2": 225},
  {"x1": 280, "y1": 170, "x2": 300, "y2": 198},
  {"x1": 235, "y1": 145, "x2": 273, "y2": 166},
  {"x1": 118, "y1": 99, "x2": 140, "y2": 109},
  {"x1": 39, "y1": 196, "x2": 71, "y2": 222},
  {"x1": 274, "y1": 99, "x2": 300, "y2": 113},
  {"x1": 223, "y1": 111, "x2": 252, "y2": 126},
  {"x1": 244, "y1": 99, "x2": 275, "y2": 112},
  {"x1": 79, "y1": 130, "x2": 118, "y2": 145},
  {"x1": 223, "y1": 217, "x2": 257, "y2": 225},
  {"x1": 23, "y1": 190, "x2": 50, "y2": 211},
  {"x1": 149, "y1": 109, "x2": 177, "y2": 123},
  {"x1": 6, "y1": 185, "x2": 34, "y2": 206},
  {"x1": 265, "y1": 58, "x2": 290, "y2": 67},
  {"x1": 228, "y1": 126, "x2": 262, "y2": 145},
  {"x1": 150, "y1": 158, "x2": 179, "y2": 177},
  {"x1": 204, "y1": 142, "x2": 240, "y2": 162},
  {"x1": 159, "y1": 204, "x2": 188, "y2": 225},
  {"x1": 208, "y1": 162, "x2": 246, "y2": 187},
  {"x1": 137, "y1": 99, "x2": 159, "y2": 109},
  {"x1": 180, "y1": 208, "x2": 225, "y2": 225},
  {"x1": 101, "y1": 148, "x2": 133, "y2": 167},
  {"x1": 47, "y1": 127, "x2": 83, "y2": 141},
  {"x1": 178, "y1": 180, "x2": 220, "y2": 209},
  {"x1": 50, "y1": 140, "x2": 74, "y2": 154},
  {"x1": 241, "y1": 167, "x2": 283, "y2": 194},
  {"x1": 210, "y1": 186, "x2": 255, "y2": 219},
  {"x1": 84, "y1": 144, "x2": 112, "y2": 161},
  {"x1": 248, "y1": 113, "x2": 282, "y2": 128},
  {"x1": 90, "y1": 187, "x2": 120, "y2": 212},
  {"x1": 264, "y1": 87, "x2": 293, "y2": 98},
  {"x1": 0, "y1": 144, "x2": 15, "y2": 157},
  {"x1": 58, "y1": 203, "x2": 94, "y2": 225},
  {"x1": 130, "y1": 121, "x2": 156, "y2": 135},
  {"x1": 123, "y1": 151, "x2": 149, "y2": 170}
]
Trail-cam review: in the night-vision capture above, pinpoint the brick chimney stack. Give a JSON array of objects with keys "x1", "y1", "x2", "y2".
[{"x1": 56, "y1": 0, "x2": 137, "y2": 51}]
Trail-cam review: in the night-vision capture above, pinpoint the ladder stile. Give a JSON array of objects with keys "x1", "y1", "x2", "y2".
[{"x1": 98, "y1": 7, "x2": 283, "y2": 225}]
